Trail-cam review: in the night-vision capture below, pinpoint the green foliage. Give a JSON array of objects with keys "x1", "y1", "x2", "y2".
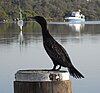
[{"x1": 0, "y1": 0, "x2": 100, "y2": 21}]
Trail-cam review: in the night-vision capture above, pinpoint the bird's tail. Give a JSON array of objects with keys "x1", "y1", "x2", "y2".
[{"x1": 68, "y1": 66, "x2": 84, "y2": 79}]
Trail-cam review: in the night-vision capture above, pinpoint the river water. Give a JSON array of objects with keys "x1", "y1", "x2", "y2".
[{"x1": 0, "y1": 21, "x2": 100, "y2": 93}]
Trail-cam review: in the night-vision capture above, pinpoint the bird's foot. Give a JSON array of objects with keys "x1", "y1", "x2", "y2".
[
  {"x1": 50, "y1": 68, "x2": 60, "y2": 71},
  {"x1": 50, "y1": 68, "x2": 56, "y2": 71},
  {"x1": 50, "y1": 65, "x2": 61, "y2": 71},
  {"x1": 56, "y1": 68, "x2": 60, "y2": 71}
]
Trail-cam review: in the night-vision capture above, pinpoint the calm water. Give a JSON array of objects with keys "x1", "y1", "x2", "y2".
[{"x1": 0, "y1": 22, "x2": 100, "y2": 93}]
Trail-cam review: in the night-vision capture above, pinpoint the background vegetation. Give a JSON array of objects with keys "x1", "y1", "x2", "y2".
[{"x1": 0, "y1": 0, "x2": 100, "y2": 21}]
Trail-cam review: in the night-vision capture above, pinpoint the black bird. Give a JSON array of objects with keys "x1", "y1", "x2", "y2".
[{"x1": 32, "y1": 16, "x2": 84, "y2": 79}]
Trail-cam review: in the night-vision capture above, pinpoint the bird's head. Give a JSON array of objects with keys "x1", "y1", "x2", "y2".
[{"x1": 30, "y1": 16, "x2": 47, "y2": 29}]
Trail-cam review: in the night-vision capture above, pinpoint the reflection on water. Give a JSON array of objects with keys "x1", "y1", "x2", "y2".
[
  {"x1": 0, "y1": 22, "x2": 100, "y2": 45},
  {"x1": 68, "y1": 24, "x2": 85, "y2": 32},
  {"x1": 0, "y1": 22, "x2": 100, "y2": 93},
  {"x1": 18, "y1": 31, "x2": 24, "y2": 45},
  {"x1": 17, "y1": 20, "x2": 24, "y2": 45}
]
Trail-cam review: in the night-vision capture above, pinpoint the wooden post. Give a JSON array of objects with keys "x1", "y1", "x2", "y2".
[{"x1": 14, "y1": 70, "x2": 72, "y2": 93}]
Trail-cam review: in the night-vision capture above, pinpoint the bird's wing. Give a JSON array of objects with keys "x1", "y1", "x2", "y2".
[{"x1": 44, "y1": 38, "x2": 72, "y2": 67}]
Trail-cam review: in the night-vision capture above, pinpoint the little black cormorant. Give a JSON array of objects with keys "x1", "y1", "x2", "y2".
[{"x1": 32, "y1": 16, "x2": 84, "y2": 79}]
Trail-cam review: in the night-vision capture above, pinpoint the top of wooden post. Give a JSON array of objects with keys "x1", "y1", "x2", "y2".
[{"x1": 15, "y1": 69, "x2": 69, "y2": 81}]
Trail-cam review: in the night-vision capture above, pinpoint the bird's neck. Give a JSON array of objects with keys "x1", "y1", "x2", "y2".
[
  {"x1": 41, "y1": 27, "x2": 51, "y2": 39},
  {"x1": 40, "y1": 23, "x2": 51, "y2": 39}
]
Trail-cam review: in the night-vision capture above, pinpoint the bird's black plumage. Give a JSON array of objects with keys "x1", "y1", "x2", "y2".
[{"x1": 33, "y1": 16, "x2": 84, "y2": 79}]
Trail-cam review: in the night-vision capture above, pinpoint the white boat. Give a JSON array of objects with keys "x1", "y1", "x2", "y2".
[{"x1": 64, "y1": 10, "x2": 85, "y2": 22}]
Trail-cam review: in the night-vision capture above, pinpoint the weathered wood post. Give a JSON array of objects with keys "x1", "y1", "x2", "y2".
[{"x1": 14, "y1": 70, "x2": 72, "y2": 93}]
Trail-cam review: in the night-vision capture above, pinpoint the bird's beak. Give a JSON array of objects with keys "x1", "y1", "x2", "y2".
[{"x1": 28, "y1": 17, "x2": 35, "y2": 21}]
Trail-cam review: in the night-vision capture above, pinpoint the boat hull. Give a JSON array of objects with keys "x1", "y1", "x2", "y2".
[{"x1": 65, "y1": 17, "x2": 85, "y2": 22}]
